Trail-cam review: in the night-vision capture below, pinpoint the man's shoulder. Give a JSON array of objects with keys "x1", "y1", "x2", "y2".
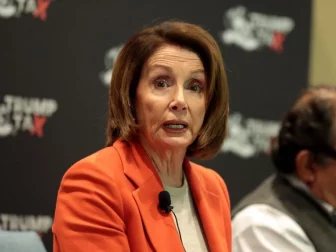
[
  {"x1": 232, "y1": 174, "x2": 279, "y2": 216},
  {"x1": 233, "y1": 204, "x2": 291, "y2": 229}
]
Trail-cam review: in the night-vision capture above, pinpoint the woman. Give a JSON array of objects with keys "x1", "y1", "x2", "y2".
[{"x1": 53, "y1": 20, "x2": 231, "y2": 252}]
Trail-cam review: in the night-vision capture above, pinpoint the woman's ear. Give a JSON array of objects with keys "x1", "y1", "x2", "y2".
[{"x1": 295, "y1": 150, "x2": 316, "y2": 184}]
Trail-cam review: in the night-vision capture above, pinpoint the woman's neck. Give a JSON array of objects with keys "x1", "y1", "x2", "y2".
[{"x1": 139, "y1": 138, "x2": 186, "y2": 187}]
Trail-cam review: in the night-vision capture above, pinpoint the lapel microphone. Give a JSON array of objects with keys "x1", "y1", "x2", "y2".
[
  {"x1": 158, "y1": 190, "x2": 186, "y2": 251},
  {"x1": 158, "y1": 190, "x2": 173, "y2": 213}
]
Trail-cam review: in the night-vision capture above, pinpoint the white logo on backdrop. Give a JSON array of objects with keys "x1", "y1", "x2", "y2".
[
  {"x1": 0, "y1": 0, "x2": 52, "y2": 20},
  {"x1": 0, "y1": 213, "x2": 53, "y2": 236},
  {"x1": 220, "y1": 5, "x2": 295, "y2": 53},
  {"x1": 0, "y1": 94, "x2": 58, "y2": 138},
  {"x1": 221, "y1": 112, "x2": 280, "y2": 158},
  {"x1": 99, "y1": 44, "x2": 124, "y2": 86}
]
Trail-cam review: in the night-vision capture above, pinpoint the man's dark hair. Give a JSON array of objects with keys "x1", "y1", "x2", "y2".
[{"x1": 271, "y1": 85, "x2": 336, "y2": 174}]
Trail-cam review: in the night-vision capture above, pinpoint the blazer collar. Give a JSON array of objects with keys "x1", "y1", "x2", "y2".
[
  {"x1": 184, "y1": 160, "x2": 227, "y2": 251},
  {"x1": 115, "y1": 139, "x2": 226, "y2": 252}
]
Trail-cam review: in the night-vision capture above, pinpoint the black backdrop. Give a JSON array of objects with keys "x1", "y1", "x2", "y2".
[{"x1": 0, "y1": 0, "x2": 312, "y2": 251}]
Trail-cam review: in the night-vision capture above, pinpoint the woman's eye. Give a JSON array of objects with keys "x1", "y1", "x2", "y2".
[
  {"x1": 154, "y1": 78, "x2": 170, "y2": 88},
  {"x1": 189, "y1": 82, "x2": 203, "y2": 92}
]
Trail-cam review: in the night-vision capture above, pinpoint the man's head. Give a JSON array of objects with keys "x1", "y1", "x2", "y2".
[{"x1": 271, "y1": 85, "x2": 336, "y2": 208}]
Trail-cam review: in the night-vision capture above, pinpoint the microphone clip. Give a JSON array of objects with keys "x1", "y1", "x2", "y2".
[
  {"x1": 158, "y1": 190, "x2": 174, "y2": 214},
  {"x1": 159, "y1": 205, "x2": 173, "y2": 214}
]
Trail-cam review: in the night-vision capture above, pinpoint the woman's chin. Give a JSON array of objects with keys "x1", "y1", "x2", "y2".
[{"x1": 158, "y1": 137, "x2": 192, "y2": 150}]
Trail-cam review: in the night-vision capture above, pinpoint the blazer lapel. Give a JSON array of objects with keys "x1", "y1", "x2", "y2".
[
  {"x1": 184, "y1": 160, "x2": 228, "y2": 252},
  {"x1": 120, "y1": 140, "x2": 184, "y2": 252},
  {"x1": 133, "y1": 176, "x2": 184, "y2": 252}
]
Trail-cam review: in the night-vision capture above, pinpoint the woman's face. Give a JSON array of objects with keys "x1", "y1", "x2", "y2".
[{"x1": 135, "y1": 44, "x2": 207, "y2": 152}]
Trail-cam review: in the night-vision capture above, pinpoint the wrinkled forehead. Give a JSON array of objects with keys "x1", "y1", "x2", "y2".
[{"x1": 144, "y1": 45, "x2": 205, "y2": 73}]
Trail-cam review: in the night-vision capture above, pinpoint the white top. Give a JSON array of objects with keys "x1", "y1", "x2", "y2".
[
  {"x1": 232, "y1": 175, "x2": 335, "y2": 252},
  {"x1": 164, "y1": 178, "x2": 208, "y2": 252}
]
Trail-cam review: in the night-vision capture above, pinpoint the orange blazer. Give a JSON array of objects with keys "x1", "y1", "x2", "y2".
[{"x1": 53, "y1": 139, "x2": 232, "y2": 252}]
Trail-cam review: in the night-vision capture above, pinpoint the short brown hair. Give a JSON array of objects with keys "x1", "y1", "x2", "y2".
[
  {"x1": 106, "y1": 20, "x2": 229, "y2": 160},
  {"x1": 271, "y1": 85, "x2": 336, "y2": 173}
]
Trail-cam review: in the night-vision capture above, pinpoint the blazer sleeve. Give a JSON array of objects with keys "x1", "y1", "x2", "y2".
[
  {"x1": 52, "y1": 158, "x2": 130, "y2": 252},
  {"x1": 214, "y1": 172, "x2": 232, "y2": 251}
]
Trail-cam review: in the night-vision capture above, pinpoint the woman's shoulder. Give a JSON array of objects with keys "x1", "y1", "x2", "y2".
[
  {"x1": 78, "y1": 145, "x2": 122, "y2": 167},
  {"x1": 189, "y1": 161, "x2": 230, "y2": 200},
  {"x1": 62, "y1": 142, "x2": 129, "y2": 183},
  {"x1": 189, "y1": 161, "x2": 223, "y2": 182}
]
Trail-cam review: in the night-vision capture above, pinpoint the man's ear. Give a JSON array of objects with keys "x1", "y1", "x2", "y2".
[{"x1": 295, "y1": 150, "x2": 316, "y2": 184}]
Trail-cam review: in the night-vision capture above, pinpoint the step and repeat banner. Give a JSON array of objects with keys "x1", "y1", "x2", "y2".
[{"x1": 0, "y1": 0, "x2": 311, "y2": 250}]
